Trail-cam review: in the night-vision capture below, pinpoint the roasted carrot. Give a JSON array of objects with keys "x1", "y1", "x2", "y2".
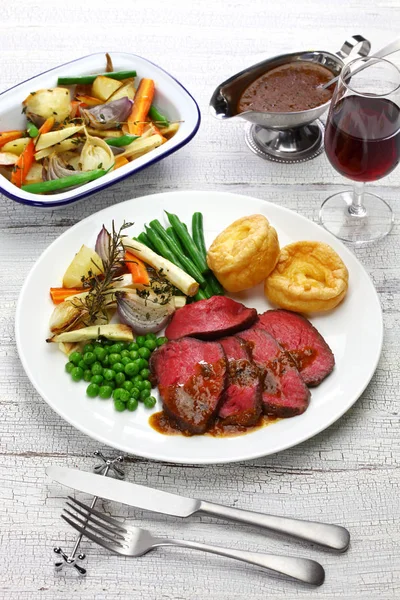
[
  {"x1": 0, "y1": 131, "x2": 24, "y2": 149},
  {"x1": 50, "y1": 287, "x2": 83, "y2": 304},
  {"x1": 38, "y1": 117, "x2": 55, "y2": 134},
  {"x1": 113, "y1": 156, "x2": 129, "y2": 170},
  {"x1": 75, "y1": 94, "x2": 103, "y2": 106},
  {"x1": 10, "y1": 139, "x2": 35, "y2": 187},
  {"x1": 70, "y1": 100, "x2": 82, "y2": 118},
  {"x1": 124, "y1": 251, "x2": 150, "y2": 285},
  {"x1": 127, "y1": 78, "x2": 155, "y2": 136}
]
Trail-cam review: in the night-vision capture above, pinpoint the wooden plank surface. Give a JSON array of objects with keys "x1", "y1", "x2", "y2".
[{"x1": 0, "y1": 1, "x2": 399, "y2": 598}]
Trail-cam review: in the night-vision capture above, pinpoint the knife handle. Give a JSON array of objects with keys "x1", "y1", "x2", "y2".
[{"x1": 198, "y1": 501, "x2": 350, "y2": 552}]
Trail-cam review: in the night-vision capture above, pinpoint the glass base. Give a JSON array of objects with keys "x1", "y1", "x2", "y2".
[{"x1": 319, "y1": 190, "x2": 394, "y2": 244}]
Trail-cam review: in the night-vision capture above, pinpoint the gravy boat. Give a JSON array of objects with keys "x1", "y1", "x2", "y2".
[{"x1": 209, "y1": 35, "x2": 370, "y2": 162}]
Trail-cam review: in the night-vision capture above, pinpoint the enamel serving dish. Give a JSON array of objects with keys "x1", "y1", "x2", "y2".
[{"x1": 0, "y1": 52, "x2": 200, "y2": 208}]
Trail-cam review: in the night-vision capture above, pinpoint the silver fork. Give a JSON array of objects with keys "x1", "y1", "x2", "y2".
[{"x1": 62, "y1": 497, "x2": 325, "y2": 586}]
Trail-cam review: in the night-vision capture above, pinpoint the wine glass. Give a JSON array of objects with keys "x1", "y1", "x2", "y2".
[{"x1": 320, "y1": 57, "x2": 400, "y2": 244}]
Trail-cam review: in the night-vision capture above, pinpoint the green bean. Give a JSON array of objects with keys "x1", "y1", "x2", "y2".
[
  {"x1": 192, "y1": 212, "x2": 207, "y2": 258},
  {"x1": 165, "y1": 211, "x2": 209, "y2": 274},
  {"x1": 148, "y1": 105, "x2": 169, "y2": 127},
  {"x1": 166, "y1": 226, "x2": 185, "y2": 253},
  {"x1": 57, "y1": 71, "x2": 137, "y2": 85},
  {"x1": 105, "y1": 135, "x2": 139, "y2": 147},
  {"x1": 135, "y1": 232, "x2": 157, "y2": 253},
  {"x1": 206, "y1": 272, "x2": 225, "y2": 296},
  {"x1": 148, "y1": 220, "x2": 206, "y2": 285},
  {"x1": 26, "y1": 121, "x2": 39, "y2": 138},
  {"x1": 144, "y1": 225, "x2": 186, "y2": 271},
  {"x1": 22, "y1": 169, "x2": 106, "y2": 194}
]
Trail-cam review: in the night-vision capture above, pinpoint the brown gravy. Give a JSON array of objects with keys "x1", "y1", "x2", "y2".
[
  {"x1": 149, "y1": 411, "x2": 279, "y2": 437},
  {"x1": 237, "y1": 61, "x2": 334, "y2": 113}
]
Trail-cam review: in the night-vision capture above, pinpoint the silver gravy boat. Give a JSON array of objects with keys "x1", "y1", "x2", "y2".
[{"x1": 209, "y1": 35, "x2": 371, "y2": 162}]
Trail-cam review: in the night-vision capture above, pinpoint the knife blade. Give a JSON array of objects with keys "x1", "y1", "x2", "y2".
[
  {"x1": 47, "y1": 466, "x2": 200, "y2": 517},
  {"x1": 48, "y1": 466, "x2": 350, "y2": 551}
]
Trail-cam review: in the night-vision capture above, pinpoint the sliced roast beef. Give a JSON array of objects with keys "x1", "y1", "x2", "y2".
[
  {"x1": 257, "y1": 310, "x2": 334, "y2": 386},
  {"x1": 165, "y1": 296, "x2": 257, "y2": 341},
  {"x1": 218, "y1": 337, "x2": 262, "y2": 426},
  {"x1": 149, "y1": 337, "x2": 227, "y2": 434},
  {"x1": 237, "y1": 328, "x2": 310, "y2": 417}
]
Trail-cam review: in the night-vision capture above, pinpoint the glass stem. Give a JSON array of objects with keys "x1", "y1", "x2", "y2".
[{"x1": 349, "y1": 181, "x2": 367, "y2": 217}]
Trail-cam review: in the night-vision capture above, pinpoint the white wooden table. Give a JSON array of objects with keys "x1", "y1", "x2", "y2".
[{"x1": 1, "y1": 1, "x2": 399, "y2": 598}]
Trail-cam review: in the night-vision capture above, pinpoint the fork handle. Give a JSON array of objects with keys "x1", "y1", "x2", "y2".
[
  {"x1": 199, "y1": 501, "x2": 350, "y2": 552},
  {"x1": 155, "y1": 538, "x2": 324, "y2": 586}
]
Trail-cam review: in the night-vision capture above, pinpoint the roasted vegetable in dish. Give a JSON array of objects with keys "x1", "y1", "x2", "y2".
[{"x1": 1, "y1": 54, "x2": 178, "y2": 194}]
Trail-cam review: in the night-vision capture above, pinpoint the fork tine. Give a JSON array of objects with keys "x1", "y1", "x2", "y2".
[
  {"x1": 61, "y1": 514, "x2": 122, "y2": 554},
  {"x1": 67, "y1": 496, "x2": 127, "y2": 532},
  {"x1": 63, "y1": 509, "x2": 125, "y2": 547},
  {"x1": 65, "y1": 502, "x2": 125, "y2": 540}
]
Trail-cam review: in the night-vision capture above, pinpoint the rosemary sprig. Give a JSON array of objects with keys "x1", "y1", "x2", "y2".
[{"x1": 74, "y1": 220, "x2": 133, "y2": 325}]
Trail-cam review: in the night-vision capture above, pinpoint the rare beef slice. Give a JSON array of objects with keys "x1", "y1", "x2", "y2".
[
  {"x1": 149, "y1": 337, "x2": 227, "y2": 434},
  {"x1": 237, "y1": 328, "x2": 310, "y2": 417},
  {"x1": 165, "y1": 296, "x2": 257, "y2": 341},
  {"x1": 218, "y1": 336, "x2": 262, "y2": 427},
  {"x1": 257, "y1": 309, "x2": 334, "y2": 386}
]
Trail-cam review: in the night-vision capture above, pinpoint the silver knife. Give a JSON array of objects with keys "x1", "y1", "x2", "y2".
[{"x1": 48, "y1": 466, "x2": 350, "y2": 552}]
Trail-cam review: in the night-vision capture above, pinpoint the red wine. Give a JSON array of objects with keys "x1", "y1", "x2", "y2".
[{"x1": 324, "y1": 95, "x2": 400, "y2": 181}]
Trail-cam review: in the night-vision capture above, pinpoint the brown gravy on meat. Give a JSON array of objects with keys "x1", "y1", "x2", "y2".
[
  {"x1": 237, "y1": 61, "x2": 334, "y2": 113},
  {"x1": 149, "y1": 411, "x2": 279, "y2": 437}
]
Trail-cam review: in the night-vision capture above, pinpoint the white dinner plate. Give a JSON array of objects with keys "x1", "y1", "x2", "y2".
[{"x1": 16, "y1": 191, "x2": 383, "y2": 464}]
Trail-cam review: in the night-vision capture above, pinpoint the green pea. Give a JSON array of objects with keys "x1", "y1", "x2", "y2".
[
  {"x1": 121, "y1": 357, "x2": 131, "y2": 366},
  {"x1": 91, "y1": 374, "x2": 104, "y2": 385},
  {"x1": 69, "y1": 351, "x2": 82, "y2": 365},
  {"x1": 71, "y1": 366, "x2": 83, "y2": 382},
  {"x1": 119, "y1": 389, "x2": 131, "y2": 403},
  {"x1": 136, "y1": 335, "x2": 146, "y2": 347},
  {"x1": 130, "y1": 387, "x2": 140, "y2": 399},
  {"x1": 102, "y1": 354, "x2": 110, "y2": 366},
  {"x1": 156, "y1": 336, "x2": 168, "y2": 346},
  {"x1": 143, "y1": 395, "x2": 157, "y2": 408},
  {"x1": 110, "y1": 343, "x2": 123, "y2": 354},
  {"x1": 136, "y1": 380, "x2": 146, "y2": 391},
  {"x1": 65, "y1": 361, "x2": 74, "y2": 373},
  {"x1": 108, "y1": 353, "x2": 121, "y2": 365},
  {"x1": 137, "y1": 358, "x2": 148, "y2": 370},
  {"x1": 140, "y1": 388, "x2": 151, "y2": 400},
  {"x1": 91, "y1": 362, "x2": 103, "y2": 376},
  {"x1": 99, "y1": 385, "x2": 113, "y2": 399},
  {"x1": 113, "y1": 362, "x2": 124, "y2": 373},
  {"x1": 94, "y1": 346, "x2": 107, "y2": 362},
  {"x1": 145, "y1": 333, "x2": 157, "y2": 341},
  {"x1": 83, "y1": 343, "x2": 94, "y2": 354},
  {"x1": 140, "y1": 368, "x2": 151, "y2": 379},
  {"x1": 129, "y1": 350, "x2": 139, "y2": 361},
  {"x1": 113, "y1": 388, "x2": 123, "y2": 401},
  {"x1": 120, "y1": 349, "x2": 130, "y2": 359},
  {"x1": 138, "y1": 347, "x2": 151, "y2": 359},
  {"x1": 124, "y1": 362, "x2": 139, "y2": 377},
  {"x1": 86, "y1": 383, "x2": 99, "y2": 397},
  {"x1": 78, "y1": 360, "x2": 86, "y2": 370},
  {"x1": 132, "y1": 374, "x2": 143, "y2": 384},
  {"x1": 144, "y1": 339, "x2": 157, "y2": 351},
  {"x1": 114, "y1": 399, "x2": 126, "y2": 412},
  {"x1": 83, "y1": 369, "x2": 92, "y2": 382},
  {"x1": 142, "y1": 380, "x2": 152, "y2": 390},
  {"x1": 122, "y1": 381, "x2": 134, "y2": 392},
  {"x1": 103, "y1": 369, "x2": 115, "y2": 381},
  {"x1": 108, "y1": 381, "x2": 116, "y2": 390},
  {"x1": 127, "y1": 397, "x2": 139, "y2": 411},
  {"x1": 128, "y1": 342, "x2": 139, "y2": 351},
  {"x1": 115, "y1": 372, "x2": 126, "y2": 386},
  {"x1": 82, "y1": 351, "x2": 96, "y2": 365}
]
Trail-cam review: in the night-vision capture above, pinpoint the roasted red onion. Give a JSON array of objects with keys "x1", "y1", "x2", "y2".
[
  {"x1": 116, "y1": 291, "x2": 175, "y2": 335},
  {"x1": 80, "y1": 98, "x2": 133, "y2": 130},
  {"x1": 95, "y1": 225, "x2": 112, "y2": 263},
  {"x1": 44, "y1": 155, "x2": 79, "y2": 181}
]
